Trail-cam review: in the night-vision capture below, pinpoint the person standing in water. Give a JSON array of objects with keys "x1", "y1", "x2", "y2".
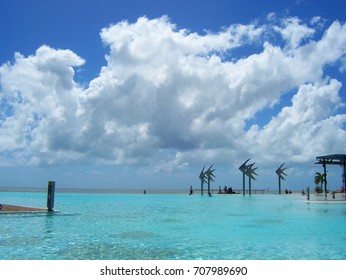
[{"x1": 189, "y1": 186, "x2": 194, "y2": 195}]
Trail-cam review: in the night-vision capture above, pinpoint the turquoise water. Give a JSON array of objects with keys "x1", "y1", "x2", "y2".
[{"x1": 1, "y1": 192, "x2": 346, "y2": 260}]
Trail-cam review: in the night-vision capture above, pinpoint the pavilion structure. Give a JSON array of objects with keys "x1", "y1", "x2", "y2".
[{"x1": 315, "y1": 154, "x2": 346, "y2": 200}]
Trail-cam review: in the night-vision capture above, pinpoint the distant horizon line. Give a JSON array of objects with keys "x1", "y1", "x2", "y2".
[{"x1": 0, "y1": 185, "x2": 303, "y2": 195}]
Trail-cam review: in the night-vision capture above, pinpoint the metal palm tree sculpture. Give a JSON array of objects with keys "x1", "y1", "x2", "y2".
[
  {"x1": 244, "y1": 163, "x2": 257, "y2": 195},
  {"x1": 276, "y1": 163, "x2": 287, "y2": 195},
  {"x1": 239, "y1": 159, "x2": 257, "y2": 196},
  {"x1": 245, "y1": 163, "x2": 258, "y2": 180},
  {"x1": 199, "y1": 166, "x2": 208, "y2": 195},
  {"x1": 205, "y1": 164, "x2": 216, "y2": 196},
  {"x1": 239, "y1": 159, "x2": 250, "y2": 195}
]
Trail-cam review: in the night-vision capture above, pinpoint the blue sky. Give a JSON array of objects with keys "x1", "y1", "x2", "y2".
[{"x1": 0, "y1": 0, "x2": 346, "y2": 191}]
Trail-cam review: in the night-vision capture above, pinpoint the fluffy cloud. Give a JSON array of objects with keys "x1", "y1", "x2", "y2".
[
  {"x1": 274, "y1": 17, "x2": 315, "y2": 49},
  {"x1": 0, "y1": 16, "x2": 345, "y2": 172},
  {"x1": 246, "y1": 79, "x2": 345, "y2": 163},
  {"x1": 0, "y1": 46, "x2": 85, "y2": 164}
]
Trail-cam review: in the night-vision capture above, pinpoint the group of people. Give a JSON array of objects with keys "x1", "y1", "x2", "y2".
[
  {"x1": 189, "y1": 186, "x2": 236, "y2": 195},
  {"x1": 219, "y1": 186, "x2": 236, "y2": 194},
  {"x1": 301, "y1": 189, "x2": 338, "y2": 199}
]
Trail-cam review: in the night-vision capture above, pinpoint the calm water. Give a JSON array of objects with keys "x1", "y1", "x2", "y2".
[{"x1": 1, "y1": 192, "x2": 345, "y2": 260}]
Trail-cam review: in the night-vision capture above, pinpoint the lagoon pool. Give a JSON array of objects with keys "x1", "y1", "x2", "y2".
[{"x1": 0, "y1": 192, "x2": 345, "y2": 260}]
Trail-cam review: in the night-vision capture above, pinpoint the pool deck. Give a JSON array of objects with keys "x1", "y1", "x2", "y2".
[{"x1": 0, "y1": 204, "x2": 50, "y2": 214}]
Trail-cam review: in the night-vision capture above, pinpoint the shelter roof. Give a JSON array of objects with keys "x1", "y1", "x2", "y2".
[{"x1": 315, "y1": 154, "x2": 346, "y2": 165}]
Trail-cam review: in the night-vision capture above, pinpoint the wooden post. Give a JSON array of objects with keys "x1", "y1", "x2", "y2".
[{"x1": 47, "y1": 181, "x2": 55, "y2": 212}]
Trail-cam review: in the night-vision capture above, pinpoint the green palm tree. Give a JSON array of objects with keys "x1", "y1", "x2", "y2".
[{"x1": 314, "y1": 172, "x2": 325, "y2": 193}]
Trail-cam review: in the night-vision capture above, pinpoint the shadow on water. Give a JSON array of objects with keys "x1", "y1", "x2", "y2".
[
  {"x1": 108, "y1": 230, "x2": 157, "y2": 240},
  {"x1": 160, "y1": 218, "x2": 182, "y2": 224},
  {"x1": 0, "y1": 212, "x2": 81, "y2": 219},
  {"x1": 55, "y1": 242, "x2": 184, "y2": 260},
  {"x1": 252, "y1": 218, "x2": 283, "y2": 224},
  {"x1": 0, "y1": 236, "x2": 43, "y2": 247}
]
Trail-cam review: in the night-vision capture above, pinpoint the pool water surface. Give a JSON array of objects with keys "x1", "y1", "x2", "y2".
[{"x1": 1, "y1": 192, "x2": 345, "y2": 260}]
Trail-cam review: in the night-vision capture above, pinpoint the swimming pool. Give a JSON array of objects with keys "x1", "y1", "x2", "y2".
[{"x1": 1, "y1": 192, "x2": 345, "y2": 260}]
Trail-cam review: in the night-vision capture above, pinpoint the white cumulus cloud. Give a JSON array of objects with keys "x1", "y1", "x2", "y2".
[{"x1": 0, "y1": 16, "x2": 345, "y2": 174}]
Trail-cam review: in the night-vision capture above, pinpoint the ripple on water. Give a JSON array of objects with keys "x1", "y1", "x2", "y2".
[
  {"x1": 160, "y1": 218, "x2": 182, "y2": 224},
  {"x1": 56, "y1": 242, "x2": 183, "y2": 260}
]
